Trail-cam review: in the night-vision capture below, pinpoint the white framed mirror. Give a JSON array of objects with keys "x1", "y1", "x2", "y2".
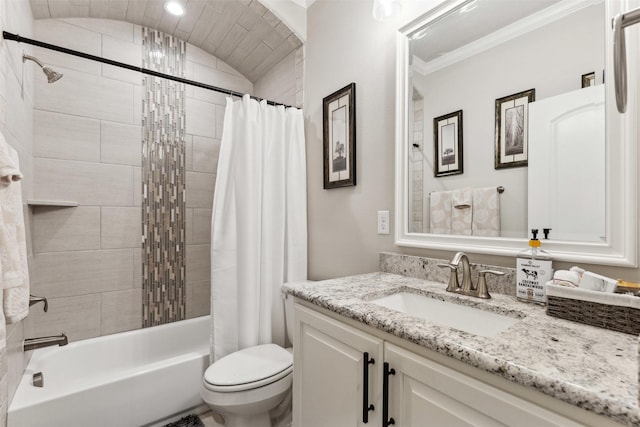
[{"x1": 395, "y1": 0, "x2": 638, "y2": 266}]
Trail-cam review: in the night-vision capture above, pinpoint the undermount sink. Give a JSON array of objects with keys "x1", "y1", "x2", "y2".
[{"x1": 371, "y1": 292, "x2": 520, "y2": 337}]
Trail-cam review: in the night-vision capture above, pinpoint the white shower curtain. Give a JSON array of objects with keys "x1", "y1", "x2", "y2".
[{"x1": 210, "y1": 95, "x2": 307, "y2": 362}]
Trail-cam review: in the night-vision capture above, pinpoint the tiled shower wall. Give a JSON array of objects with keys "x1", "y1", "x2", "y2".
[
  {"x1": 25, "y1": 18, "x2": 254, "y2": 341},
  {"x1": 0, "y1": 13, "x2": 302, "y2": 421},
  {"x1": 0, "y1": 0, "x2": 35, "y2": 419}
]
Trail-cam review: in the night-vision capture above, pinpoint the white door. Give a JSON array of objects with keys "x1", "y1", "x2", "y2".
[
  {"x1": 293, "y1": 304, "x2": 384, "y2": 427},
  {"x1": 528, "y1": 85, "x2": 605, "y2": 242}
]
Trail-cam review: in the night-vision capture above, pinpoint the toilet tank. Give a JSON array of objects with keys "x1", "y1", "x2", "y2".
[{"x1": 283, "y1": 281, "x2": 314, "y2": 345}]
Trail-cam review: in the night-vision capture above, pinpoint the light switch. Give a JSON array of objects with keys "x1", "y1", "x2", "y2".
[{"x1": 378, "y1": 210, "x2": 390, "y2": 234}]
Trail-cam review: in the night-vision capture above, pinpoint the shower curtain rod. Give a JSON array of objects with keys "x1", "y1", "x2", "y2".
[{"x1": 2, "y1": 31, "x2": 293, "y2": 108}]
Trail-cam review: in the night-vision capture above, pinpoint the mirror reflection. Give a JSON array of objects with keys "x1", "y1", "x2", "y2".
[{"x1": 407, "y1": 0, "x2": 605, "y2": 243}]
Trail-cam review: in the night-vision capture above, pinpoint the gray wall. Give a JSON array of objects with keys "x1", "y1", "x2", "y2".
[{"x1": 304, "y1": 0, "x2": 640, "y2": 283}]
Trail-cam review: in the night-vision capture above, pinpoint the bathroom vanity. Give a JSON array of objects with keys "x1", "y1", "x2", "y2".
[{"x1": 285, "y1": 269, "x2": 639, "y2": 426}]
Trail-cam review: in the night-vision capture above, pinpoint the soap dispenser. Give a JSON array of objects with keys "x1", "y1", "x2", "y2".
[{"x1": 516, "y1": 229, "x2": 553, "y2": 304}]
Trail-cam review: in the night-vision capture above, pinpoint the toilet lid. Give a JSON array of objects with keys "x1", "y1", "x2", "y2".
[{"x1": 204, "y1": 344, "x2": 293, "y2": 391}]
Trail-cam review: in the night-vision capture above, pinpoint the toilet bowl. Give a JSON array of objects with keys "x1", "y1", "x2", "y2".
[
  {"x1": 201, "y1": 283, "x2": 308, "y2": 427},
  {"x1": 201, "y1": 344, "x2": 293, "y2": 427}
]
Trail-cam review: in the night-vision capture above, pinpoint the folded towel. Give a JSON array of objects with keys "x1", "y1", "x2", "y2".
[
  {"x1": 429, "y1": 190, "x2": 452, "y2": 234},
  {"x1": 471, "y1": 187, "x2": 500, "y2": 237},
  {"x1": 0, "y1": 134, "x2": 29, "y2": 323},
  {"x1": 451, "y1": 189, "x2": 472, "y2": 235},
  {"x1": 452, "y1": 187, "x2": 471, "y2": 208},
  {"x1": 552, "y1": 270, "x2": 580, "y2": 287}
]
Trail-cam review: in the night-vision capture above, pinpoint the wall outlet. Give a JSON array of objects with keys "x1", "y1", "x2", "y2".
[{"x1": 378, "y1": 210, "x2": 390, "y2": 234}]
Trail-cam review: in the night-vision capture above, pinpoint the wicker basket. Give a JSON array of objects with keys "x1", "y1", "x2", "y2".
[{"x1": 546, "y1": 283, "x2": 640, "y2": 335}]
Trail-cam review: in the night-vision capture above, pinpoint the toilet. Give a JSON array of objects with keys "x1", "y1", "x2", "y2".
[{"x1": 201, "y1": 288, "x2": 301, "y2": 427}]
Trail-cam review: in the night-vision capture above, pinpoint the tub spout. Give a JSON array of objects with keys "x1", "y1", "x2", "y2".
[{"x1": 23, "y1": 333, "x2": 68, "y2": 352}]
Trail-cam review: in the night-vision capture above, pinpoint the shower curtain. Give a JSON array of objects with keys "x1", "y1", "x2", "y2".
[{"x1": 210, "y1": 95, "x2": 307, "y2": 362}]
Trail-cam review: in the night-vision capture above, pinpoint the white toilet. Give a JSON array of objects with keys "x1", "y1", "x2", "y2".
[{"x1": 201, "y1": 290, "x2": 299, "y2": 427}]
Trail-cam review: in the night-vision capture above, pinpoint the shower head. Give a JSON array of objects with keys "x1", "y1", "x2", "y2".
[
  {"x1": 42, "y1": 66, "x2": 63, "y2": 83},
  {"x1": 22, "y1": 53, "x2": 63, "y2": 83}
]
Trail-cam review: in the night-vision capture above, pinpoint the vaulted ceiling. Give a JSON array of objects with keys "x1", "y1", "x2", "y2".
[{"x1": 29, "y1": 0, "x2": 303, "y2": 82}]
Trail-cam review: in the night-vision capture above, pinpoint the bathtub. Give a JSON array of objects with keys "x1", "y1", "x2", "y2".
[{"x1": 8, "y1": 315, "x2": 211, "y2": 427}]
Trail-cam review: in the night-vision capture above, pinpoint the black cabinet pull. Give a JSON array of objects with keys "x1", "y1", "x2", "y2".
[
  {"x1": 363, "y1": 352, "x2": 376, "y2": 423},
  {"x1": 383, "y1": 362, "x2": 396, "y2": 426}
]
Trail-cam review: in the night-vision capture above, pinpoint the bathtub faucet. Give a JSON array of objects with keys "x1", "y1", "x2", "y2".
[{"x1": 23, "y1": 333, "x2": 68, "y2": 352}]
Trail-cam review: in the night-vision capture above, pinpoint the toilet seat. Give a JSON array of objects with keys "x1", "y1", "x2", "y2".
[{"x1": 204, "y1": 344, "x2": 293, "y2": 393}]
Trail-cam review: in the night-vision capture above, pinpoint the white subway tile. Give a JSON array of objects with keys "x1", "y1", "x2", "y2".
[
  {"x1": 101, "y1": 121, "x2": 142, "y2": 166},
  {"x1": 192, "y1": 136, "x2": 220, "y2": 174},
  {"x1": 101, "y1": 290, "x2": 142, "y2": 335},
  {"x1": 186, "y1": 244, "x2": 211, "y2": 282},
  {"x1": 35, "y1": 67, "x2": 135, "y2": 124},
  {"x1": 101, "y1": 207, "x2": 141, "y2": 249},
  {"x1": 186, "y1": 171, "x2": 215, "y2": 208},
  {"x1": 26, "y1": 294, "x2": 101, "y2": 342},
  {"x1": 185, "y1": 98, "x2": 215, "y2": 138},
  {"x1": 32, "y1": 249, "x2": 135, "y2": 297},
  {"x1": 34, "y1": 158, "x2": 134, "y2": 206},
  {"x1": 34, "y1": 110, "x2": 100, "y2": 162},
  {"x1": 33, "y1": 206, "x2": 101, "y2": 253}
]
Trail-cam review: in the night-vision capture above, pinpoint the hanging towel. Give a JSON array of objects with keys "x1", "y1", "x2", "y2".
[
  {"x1": 429, "y1": 191, "x2": 452, "y2": 234},
  {"x1": 472, "y1": 187, "x2": 500, "y2": 237},
  {"x1": 0, "y1": 134, "x2": 29, "y2": 323},
  {"x1": 451, "y1": 188, "x2": 472, "y2": 235}
]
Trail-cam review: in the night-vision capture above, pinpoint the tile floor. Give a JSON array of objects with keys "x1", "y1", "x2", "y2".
[{"x1": 198, "y1": 411, "x2": 292, "y2": 427}]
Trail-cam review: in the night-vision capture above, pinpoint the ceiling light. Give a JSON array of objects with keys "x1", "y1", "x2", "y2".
[{"x1": 164, "y1": 1, "x2": 185, "y2": 16}]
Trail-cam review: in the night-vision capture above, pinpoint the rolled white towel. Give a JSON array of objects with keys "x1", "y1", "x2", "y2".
[{"x1": 551, "y1": 270, "x2": 580, "y2": 287}]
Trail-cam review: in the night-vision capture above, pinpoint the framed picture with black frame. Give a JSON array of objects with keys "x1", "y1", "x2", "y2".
[
  {"x1": 433, "y1": 110, "x2": 463, "y2": 177},
  {"x1": 323, "y1": 83, "x2": 356, "y2": 189},
  {"x1": 494, "y1": 89, "x2": 535, "y2": 169}
]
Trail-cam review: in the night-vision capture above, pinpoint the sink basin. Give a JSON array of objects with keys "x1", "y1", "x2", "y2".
[{"x1": 371, "y1": 292, "x2": 519, "y2": 337}]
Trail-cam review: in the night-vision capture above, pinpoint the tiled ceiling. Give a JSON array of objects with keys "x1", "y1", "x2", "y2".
[{"x1": 29, "y1": 0, "x2": 303, "y2": 82}]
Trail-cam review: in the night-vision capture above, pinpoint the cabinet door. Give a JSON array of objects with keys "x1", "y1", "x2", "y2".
[
  {"x1": 384, "y1": 343, "x2": 583, "y2": 427},
  {"x1": 293, "y1": 304, "x2": 383, "y2": 427}
]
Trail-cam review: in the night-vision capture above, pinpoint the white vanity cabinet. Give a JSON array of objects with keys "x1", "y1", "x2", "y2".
[
  {"x1": 293, "y1": 301, "x2": 621, "y2": 427},
  {"x1": 384, "y1": 343, "x2": 582, "y2": 427},
  {"x1": 293, "y1": 304, "x2": 384, "y2": 426}
]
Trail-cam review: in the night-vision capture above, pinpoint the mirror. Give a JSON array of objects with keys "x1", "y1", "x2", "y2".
[{"x1": 395, "y1": 0, "x2": 638, "y2": 266}]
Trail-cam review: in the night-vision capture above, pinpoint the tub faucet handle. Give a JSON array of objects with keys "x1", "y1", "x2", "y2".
[{"x1": 29, "y1": 295, "x2": 48, "y2": 312}]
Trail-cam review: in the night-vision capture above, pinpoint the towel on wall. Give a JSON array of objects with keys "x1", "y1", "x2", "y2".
[
  {"x1": 429, "y1": 190, "x2": 452, "y2": 234},
  {"x1": 472, "y1": 187, "x2": 500, "y2": 237},
  {"x1": 0, "y1": 133, "x2": 30, "y2": 323},
  {"x1": 451, "y1": 188, "x2": 472, "y2": 235}
]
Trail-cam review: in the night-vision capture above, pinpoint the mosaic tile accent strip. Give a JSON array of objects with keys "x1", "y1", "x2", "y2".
[{"x1": 141, "y1": 28, "x2": 187, "y2": 327}]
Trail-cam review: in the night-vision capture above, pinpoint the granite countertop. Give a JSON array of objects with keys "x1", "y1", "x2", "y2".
[{"x1": 284, "y1": 272, "x2": 640, "y2": 426}]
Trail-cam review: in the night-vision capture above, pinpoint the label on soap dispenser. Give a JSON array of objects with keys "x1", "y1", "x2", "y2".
[{"x1": 516, "y1": 258, "x2": 553, "y2": 304}]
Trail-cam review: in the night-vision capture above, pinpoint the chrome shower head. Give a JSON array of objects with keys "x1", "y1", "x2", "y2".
[
  {"x1": 42, "y1": 66, "x2": 63, "y2": 83},
  {"x1": 22, "y1": 53, "x2": 63, "y2": 83}
]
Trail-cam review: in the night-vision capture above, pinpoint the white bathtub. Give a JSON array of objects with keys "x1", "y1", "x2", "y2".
[{"x1": 8, "y1": 315, "x2": 211, "y2": 427}]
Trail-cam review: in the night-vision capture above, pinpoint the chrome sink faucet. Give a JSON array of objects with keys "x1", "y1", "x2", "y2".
[{"x1": 438, "y1": 252, "x2": 504, "y2": 299}]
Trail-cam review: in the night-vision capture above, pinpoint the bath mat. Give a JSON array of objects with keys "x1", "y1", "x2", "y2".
[{"x1": 163, "y1": 414, "x2": 204, "y2": 427}]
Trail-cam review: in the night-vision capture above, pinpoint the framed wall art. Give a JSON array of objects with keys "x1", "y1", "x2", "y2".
[
  {"x1": 433, "y1": 110, "x2": 463, "y2": 177},
  {"x1": 323, "y1": 83, "x2": 356, "y2": 189},
  {"x1": 494, "y1": 89, "x2": 535, "y2": 169}
]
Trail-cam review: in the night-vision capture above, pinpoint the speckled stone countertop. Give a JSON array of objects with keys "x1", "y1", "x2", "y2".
[{"x1": 283, "y1": 273, "x2": 640, "y2": 426}]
